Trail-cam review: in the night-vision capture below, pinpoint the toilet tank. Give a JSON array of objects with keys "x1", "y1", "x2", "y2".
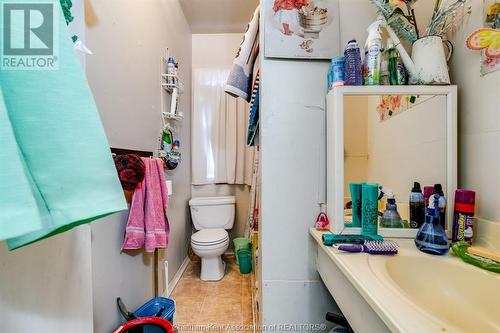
[{"x1": 189, "y1": 196, "x2": 236, "y2": 230}]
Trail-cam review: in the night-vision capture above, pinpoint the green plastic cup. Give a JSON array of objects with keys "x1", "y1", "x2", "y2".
[
  {"x1": 233, "y1": 237, "x2": 250, "y2": 265},
  {"x1": 237, "y1": 249, "x2": 252, "y2": 274}
]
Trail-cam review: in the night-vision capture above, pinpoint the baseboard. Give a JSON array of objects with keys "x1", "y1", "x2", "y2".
[{"x1": 167, "y1": 256, "x2": 190, "y2": 296}]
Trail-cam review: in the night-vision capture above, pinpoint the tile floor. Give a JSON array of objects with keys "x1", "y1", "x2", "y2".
[{"x1": 171, "y1": 255, "x2": 253, "y2": 333}]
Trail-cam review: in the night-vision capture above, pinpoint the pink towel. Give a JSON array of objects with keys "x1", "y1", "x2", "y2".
[{"x1": 122, "y1": 158, "x2": 169, "y2": 252}]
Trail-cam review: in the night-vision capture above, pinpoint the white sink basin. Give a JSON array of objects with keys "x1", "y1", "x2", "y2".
[
  {"x1": 384, "y1": 255, "x2": 500, "y2": 333},
  {"x1": 310, "y1": 229, "x2": 500, "y2": 333}
]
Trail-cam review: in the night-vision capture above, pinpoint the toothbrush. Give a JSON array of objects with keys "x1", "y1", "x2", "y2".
[{"x1": 336, "y1": 240, "x2": 399, "y2": 255}]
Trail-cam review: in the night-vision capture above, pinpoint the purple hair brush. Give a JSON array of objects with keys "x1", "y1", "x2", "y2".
[{"x1": 337, "y1": 240, "x2": 398, "y2": 255}]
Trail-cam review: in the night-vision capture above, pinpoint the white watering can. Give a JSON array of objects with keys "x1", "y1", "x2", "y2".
[{"x1": 379, "y1": 18, "x2": 453, "y2": 85}]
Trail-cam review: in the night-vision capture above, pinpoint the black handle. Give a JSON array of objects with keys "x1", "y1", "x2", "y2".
[
  {"x1": 325, "y1": 312, "x2": 352, "y2": 331},
  {"x1": 117, "y1": 297, "x2": 136, "y2": 321}
]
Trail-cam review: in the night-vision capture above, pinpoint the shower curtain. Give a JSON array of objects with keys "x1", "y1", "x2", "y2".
[{"x1": 192, "y1": 69, "x2": 255, "y2": 185}]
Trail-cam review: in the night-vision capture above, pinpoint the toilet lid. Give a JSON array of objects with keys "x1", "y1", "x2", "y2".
[{"x1": 191, "y1": 229, "x2": 228, "y2": 244}]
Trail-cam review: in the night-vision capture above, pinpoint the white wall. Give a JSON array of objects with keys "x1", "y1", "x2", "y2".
[
  {"x1": 85, "y1": 0, "x2": 192, "y2": 332},
  {"x1": 0, "y1": 227, "x2": 94, "y2": 333},
  {"x1": 191, "y1": 33, "x2": 251, "y2": 246},
  {"x1": 259, "y1": 0, "x2": 378, "y2": 330},
  {"x1": 448, "y1": 0, "x2": 500, "y2": 250}
]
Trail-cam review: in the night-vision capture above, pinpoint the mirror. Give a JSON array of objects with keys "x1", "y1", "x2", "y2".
[
  {"x1": 343, "y1": 94, "x2": 447, "y2": 230},
  {"x1": 327, "y1": 86, "x2": 457, "y2": 238}
]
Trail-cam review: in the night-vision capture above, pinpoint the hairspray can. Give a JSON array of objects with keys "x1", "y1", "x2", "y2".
[{"x1": 452, "y1": 190, "x2": 476, "y2": 244}]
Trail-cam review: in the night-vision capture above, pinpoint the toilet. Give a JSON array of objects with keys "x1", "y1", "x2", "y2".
[{"x1": 189, "y1": 196, "x2": 235, "y2": 281}]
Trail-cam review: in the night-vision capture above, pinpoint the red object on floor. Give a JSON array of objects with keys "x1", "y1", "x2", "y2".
[{"x1": 112, "y1": 317, "x2": 174, "y2": 333}]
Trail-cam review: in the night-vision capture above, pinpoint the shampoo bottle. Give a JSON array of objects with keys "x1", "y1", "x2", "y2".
[
  {"x1": 415, "y1": 194, "x2": 450, "y2": 255},
  {"x1": 363, "y1": 21, "x2": 383, "y2": 85}
]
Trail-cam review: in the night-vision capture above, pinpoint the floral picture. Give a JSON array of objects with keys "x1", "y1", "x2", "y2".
[
  {"x1": 481, "y1": 0, "x2": 500, "y2": 75},
  {"x1": 376, "y1": 95, "x2": 432, "y2": 122},
  {"x1": 264, "y1": 0, "x2": 340, "y2": 59}
]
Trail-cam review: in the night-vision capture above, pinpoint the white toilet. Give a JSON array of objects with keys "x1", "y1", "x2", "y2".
[{"x1": 189, "y1": 196, "x2": 235, "y2": 281}]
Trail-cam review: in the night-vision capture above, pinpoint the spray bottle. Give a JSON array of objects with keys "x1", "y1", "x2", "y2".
[
  {"x1": 363, "y1": 20, "x2": 383, "y2": 85},
  {"x1": 380, "y1": 189, "x2": 404, "y2": 228}
]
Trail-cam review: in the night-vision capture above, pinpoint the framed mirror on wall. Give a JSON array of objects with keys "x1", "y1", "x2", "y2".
[{"x1": 327, "y1": 86, "x2": 457, "y2": 238}]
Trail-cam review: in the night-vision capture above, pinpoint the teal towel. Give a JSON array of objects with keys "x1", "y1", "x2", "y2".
[{"x1": 0, "y1": 0, "x2": 127, "y2": 249}]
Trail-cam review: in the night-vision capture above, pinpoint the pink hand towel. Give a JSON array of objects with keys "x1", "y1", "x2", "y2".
[
  {"x1": 122, "y1": 158, "x2": 170, "y2": 252},
  {"x1": 122, "y1": 169, "x2": 147, "y2": 251},
  {"x1": 144, "y1": 159, "x2": 169, "y2": 252}
]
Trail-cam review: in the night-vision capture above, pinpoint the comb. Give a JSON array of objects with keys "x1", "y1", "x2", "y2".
[{"x1": 337, "y1": 240, "x2": 398, "y2": 255}]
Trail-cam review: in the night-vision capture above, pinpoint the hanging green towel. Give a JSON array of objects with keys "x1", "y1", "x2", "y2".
[{"x1": 0, "y1": 0, "x2": 127, "y2": 249}]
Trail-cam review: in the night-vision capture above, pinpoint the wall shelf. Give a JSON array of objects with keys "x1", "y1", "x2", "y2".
[{"x1": 162, "y1": 112, "x2": 183, "y2": 121}]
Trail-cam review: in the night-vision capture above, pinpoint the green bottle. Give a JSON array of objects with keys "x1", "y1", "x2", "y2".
[
  {"x1": 162, "y1": 128, "x2": 172, "y2": 152},
  {"x1": 387, "y1": 39, "x2": 399, "y2": 85}
]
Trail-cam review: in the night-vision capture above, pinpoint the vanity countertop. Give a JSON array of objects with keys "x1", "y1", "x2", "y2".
[{"x1": 310, "y1": 228, "x2": 500, "y2": 333}]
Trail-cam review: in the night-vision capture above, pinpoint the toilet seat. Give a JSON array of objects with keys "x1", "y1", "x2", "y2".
[{"x1": 191, "y1": 229, "x2": 228, "y2": 247}]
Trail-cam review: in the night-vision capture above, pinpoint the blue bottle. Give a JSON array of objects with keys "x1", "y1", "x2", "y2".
[
  {"x1": 415, "y1": 194, "x2": 450, "y2": 255},
  {"x1": 344, "y1": 39, "x2": 363, "y2": 86}
]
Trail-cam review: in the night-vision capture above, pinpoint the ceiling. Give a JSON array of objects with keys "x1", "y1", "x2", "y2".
[{"x1": 180, "y1": 0, "x2": 259, "y2": 34}]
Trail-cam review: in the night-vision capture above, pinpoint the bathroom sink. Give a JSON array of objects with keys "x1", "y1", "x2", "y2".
[
  {"x1": 311, "y1": 229, "x2": 500, "y2": 332},
  {"x1": 378, "y1": 254, "x2": 500, "y2": 332}
]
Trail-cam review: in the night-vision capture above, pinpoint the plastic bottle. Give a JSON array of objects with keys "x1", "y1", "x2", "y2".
[
  {"x1": 380, "y1": 52, "x2": 390, "y2": 85},
  {"x1": 452, "y1": 189, "x2": 476, "y2": 244},
  {"x1": 423, "y1": 186, "x2": 434, "y2": 207},
  {"x1": 380, "y1": 190, "x2": 404, "y2": 228},
  {"x1": 387, "y1": 38, "x2": 399, "y2": 85},
  {"x1": 361, "y1": 183, "x2": 379, "y2": 236},
  {"x1": 415, "y1": 194, "x2": 450, "y2": 255},
  {"x1": 344, "y1": 39, "x2": 363, "y2": 86},
  {"x1": 433, "y1": 184, "x2": 447, "y2": 229},
  {"x1": 162, "y1": 128, "x2": 172, "y2": 153},
  {"x1": 363, "y1": 21, "x2": 383, "y2": 85},
  {"x1": 409, "y1": 182, "x2": 425, "y2": 229},
  {"x1": 167, "y1": 57, "x2": 176, "y2": 85},
  {"x1": 331, "y1": 56, "x2": 345, "y2": 88}
]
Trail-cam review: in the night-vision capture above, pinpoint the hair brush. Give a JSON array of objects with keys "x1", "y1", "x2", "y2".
[{"x1": 336, "y1": 240, "x2": 398, "y2": 255}]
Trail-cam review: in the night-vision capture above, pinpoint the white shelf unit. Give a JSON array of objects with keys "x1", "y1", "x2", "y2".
[
  {"x1": 161, "y1": 74, "x2": 185, "y2": 94},
  {"x1": 160, "y1": 57, "x2": 184, "y2": 126}
]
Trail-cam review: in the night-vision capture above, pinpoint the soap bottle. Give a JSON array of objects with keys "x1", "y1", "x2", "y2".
[
  {"x1": 409, "y1": 182, "x2": 425, "y2": 228},
  {"x1": 387, "y1": 38, "x2": 399, "y2": 85},
  {"x1": 415, "y1": 195, "x2": 450, "y2": 255},
  {"x1": 380, "y1": 190, "x2": 404, "y2": 228}
]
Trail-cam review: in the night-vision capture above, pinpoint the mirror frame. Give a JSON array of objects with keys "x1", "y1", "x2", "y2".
[{"x1": 327, "y1": 85, "x2": 457, "y2": 238}]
